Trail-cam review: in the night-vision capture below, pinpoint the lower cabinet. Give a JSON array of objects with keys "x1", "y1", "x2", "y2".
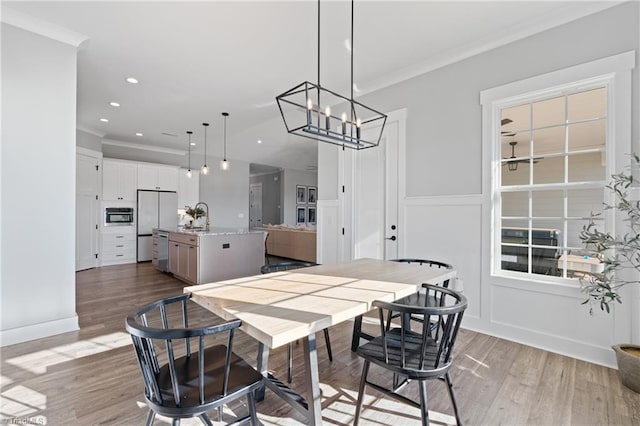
[
  {"x1": 101, "y1": 228, "x2": 136, "y2": 265},
  {"x1": 169, "y1": 233, "x2": 199, "y2": 283}
]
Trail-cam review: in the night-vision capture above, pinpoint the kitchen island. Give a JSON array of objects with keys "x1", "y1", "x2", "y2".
[{"x1": 154, "y1": 227, "x2": 265, "y2": 284}]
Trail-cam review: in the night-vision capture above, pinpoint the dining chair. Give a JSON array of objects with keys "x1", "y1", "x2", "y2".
[
  {"x1": 353, "y1": 284, "x2": 468, "y2": 426},
  {"x1": 125, "y1": 293, "x2": 263, "y2": 425},
  {"x1": 389, "y1": 258, "x2": 453, "y2": 328},
  {"x1": 260, "y1": 260, "x2": 333, "y2": 383}
]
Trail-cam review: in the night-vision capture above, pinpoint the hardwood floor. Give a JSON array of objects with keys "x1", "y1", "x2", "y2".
[{"x1": 1, "y1": 263, "x2": 638, "y2": 425}]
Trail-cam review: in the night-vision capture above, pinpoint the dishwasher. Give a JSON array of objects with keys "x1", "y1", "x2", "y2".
[{"x1": 156, "y1": 230, "x2": 170, "y2": 272}]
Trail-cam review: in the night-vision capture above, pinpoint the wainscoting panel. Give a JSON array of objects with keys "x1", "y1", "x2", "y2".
[
  {"x1": 317, "y1": 200, "x2": 340, "y2": 265},
  {"x1": 402, "y1": 200, "x2": 482, "y2": 319}
]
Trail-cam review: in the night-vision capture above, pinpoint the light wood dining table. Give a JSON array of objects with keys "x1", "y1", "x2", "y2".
[{"x1": 184, "y1": 258, "x2": 456, "y2": 425}]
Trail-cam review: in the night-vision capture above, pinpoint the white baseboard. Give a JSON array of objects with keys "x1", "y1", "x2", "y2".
[
  {"x1": 462, "y1": 317, "x2": 617, "y2": 369},
  {"x1": 0, "y1": 315, "x2": 79, "y2": 347}
]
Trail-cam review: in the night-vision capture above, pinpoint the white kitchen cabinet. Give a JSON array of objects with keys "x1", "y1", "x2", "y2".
[
  {"x1": 101, "y1": 227, "x2": 136, "y2": 265},
  {"x1": 178, "y1": 169, "x2": 200, "y2": 209},
  {"x1": 138, "y1": 164, "x2": 179, "y2": 191},
  {"x1": 103, "y1": 159, "x2": 137, "y2": 201}
]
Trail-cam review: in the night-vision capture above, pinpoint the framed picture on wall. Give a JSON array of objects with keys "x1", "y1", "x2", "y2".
[
  {"x1": 307, "y1": 187, "x2": 317, "y2": 205},
  {"x1": 296, "y1": 185, "x2": 306, "y2": 204},
  {"x1": 307, "y1": 207, "x2": 316, "y2": 224},
  {"x1": 297, "y1": 207, "x2": 306, "y2": 224}
]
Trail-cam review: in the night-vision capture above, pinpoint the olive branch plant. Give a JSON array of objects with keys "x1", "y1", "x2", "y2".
[{"x1": 579, "y1": 154, "x2": 640, "y2": 314}]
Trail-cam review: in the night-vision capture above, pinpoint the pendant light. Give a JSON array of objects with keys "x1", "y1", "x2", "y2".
[
  {"x1": 186, "y1": 131, "x2": 193, "y2": 178},
  {"x1": 220, "y1": 112, "x2": 230, "y2": 171},
  {"x1": 275, "y1": 0, "x2": 386, "y2": 150},
  {"x1": 201, "y1": 122, "x2": 209, "y2": 175}
]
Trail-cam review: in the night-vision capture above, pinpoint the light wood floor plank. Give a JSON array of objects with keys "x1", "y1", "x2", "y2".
[{"x1": 1, "y1": 263, "x2": 638, "y2": 425}]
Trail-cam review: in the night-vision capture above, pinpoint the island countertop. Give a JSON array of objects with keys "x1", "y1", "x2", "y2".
[{"x1": 157, "y1": 227, "x2": 265, "y2": 236}]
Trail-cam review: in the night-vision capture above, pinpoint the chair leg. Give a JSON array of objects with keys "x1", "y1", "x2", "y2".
[
  {"x1": 217, "y1": 406, "x2": 224, "y2": 422},
  {"x1": 145, "y1": 410, "x2": 156, "y2": 426},
  {"x1": 418, "y1": 379, "x2": 429, "y2": 426},
  {"x1": 247, "y1": 391, "x2": 259, "y2": 425},
  {"x1": 323, "y1": 328, "x2": 333, "y2": 362},
  {"x1": 199, "y1": 413, "x2": 214, "y2": 426},
  {"x1": 171, "y1": 418, "x2": 180, "y2": 426},
  {"x1": 445, "y1": 372, "x2": 463, "y2": 425},
  {"x1": 287, "y1": 342, "x2": 294, "y2": 383},
  {"x1": 353, "y1": 360, "x2": 370, "y2": 426}
]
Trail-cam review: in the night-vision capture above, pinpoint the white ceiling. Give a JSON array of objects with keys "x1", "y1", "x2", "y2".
[{"x1": 3, "y1": 1, "x2": 620, "y2": 172}]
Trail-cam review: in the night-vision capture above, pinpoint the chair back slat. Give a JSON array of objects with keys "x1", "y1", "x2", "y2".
[
  {"x1": 182, "y1": 298, "x2": 191, "y2": 356},
  {"x1": 371, "y1": 285, "x2": 467, "y2": 376},
  {"x1": 198, "y1": 335, "x2": 205, "y2": 405}
]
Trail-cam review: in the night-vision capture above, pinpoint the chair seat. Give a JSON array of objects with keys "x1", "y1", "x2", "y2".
[
  {"x1": 152, "y1": 345, "x2": 263, "y2": 412},
  {"x1": 356, "y1": 328, "x2": 449, "y2": 380}
]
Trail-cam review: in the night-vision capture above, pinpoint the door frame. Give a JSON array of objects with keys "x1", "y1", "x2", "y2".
[{"x1": 249, "y1": 182, "x2": 263, "y2": 229}]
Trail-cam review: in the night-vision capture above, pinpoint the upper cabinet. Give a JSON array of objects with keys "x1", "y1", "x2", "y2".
[
  {"x1": 178, "y1": 169, "x2": 200, "y2": 209},
  {"x1": 103, "y1": 159, "x2": 137, "y2": 201},
  {"x1": 138, "y1": 164, "x2": 179, "y2": 191}
]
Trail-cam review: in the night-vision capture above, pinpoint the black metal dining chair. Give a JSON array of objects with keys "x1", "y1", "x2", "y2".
[
  {"x1": 389, "y1": 258, "x2": 453, "y2": 328},
  {"x1": 125, "y1": 293, "x2": 263, "y2": 425},
  {"x1": 353, "y1": 284, "x2": 468, "y2": 426},
  {"x1": 260, "y1": 260, "x2": 333, "y2": 383}
]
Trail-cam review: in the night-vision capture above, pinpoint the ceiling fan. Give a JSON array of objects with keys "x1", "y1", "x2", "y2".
[
  {"x1": 501, "y1": 118, "x2": 516, "y2": 137},
  {"x1": 503, "y1": 141, "x2": 542, "y2": 171}
]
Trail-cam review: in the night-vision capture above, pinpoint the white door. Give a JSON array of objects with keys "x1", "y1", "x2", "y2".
[
  {"x1": 353, "y1": 120, "x2": 399, "y2": 260},
  {"x1": 76, "y1": 153, "x2": 100, "y2": 271},
  {"x1": 249, "y1": 183, "x2": 263, "y2": 229}
]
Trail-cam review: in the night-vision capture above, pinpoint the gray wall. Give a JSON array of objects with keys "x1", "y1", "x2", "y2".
[
  {"x1": 76, "y1": 129, "x2": 102, "y2": 151},
  {"x1": 1, "y1": 24, "x2": 78, "y2": 343},
  {"x1": 199, "y1": 157, "x2": 250, "y2": 229},
  {"x1": 351, "y1": 2, "x2": 639, "y2": 197},
  {"x1": 283, "y1": 169, "x2": 318, "y2": 225},
  {"x1": 250, "y1": 171, "x2": 283, "y2": 225}
]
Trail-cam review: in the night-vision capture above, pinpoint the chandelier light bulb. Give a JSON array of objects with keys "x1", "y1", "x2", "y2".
[
  {"x1": 220, "y1": 159, "x2": 230, "y2": 171},
  {"x1": 201, "y1": 164, "x2": 209, "y2": 175},
  {"x1": 186, "y1": 169, "x2": 192, "y2": 179}
]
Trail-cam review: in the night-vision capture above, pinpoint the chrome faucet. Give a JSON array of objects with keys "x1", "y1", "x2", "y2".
[{"x1": 194, "y1": 201, "x2": 210, "y2": 231}]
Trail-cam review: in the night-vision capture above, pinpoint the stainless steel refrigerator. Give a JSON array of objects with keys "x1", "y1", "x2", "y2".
[{"x1": 137, "y1": 190, "x2": 178, "y2": 262}]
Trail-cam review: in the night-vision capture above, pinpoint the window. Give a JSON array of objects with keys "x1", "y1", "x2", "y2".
[
  {"x1": 497, "y1": 84, "x2": 608, "y2": 281},
  {"x1": 481, "y1": 51, "x2": 634, "y2": 286}
]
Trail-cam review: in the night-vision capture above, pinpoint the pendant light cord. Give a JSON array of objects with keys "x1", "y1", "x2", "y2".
[
  {"x1": 317, "y1": 0, "x2": 320, "y2": 87},
  {"x1": 351, "y1": 0, "x2": 354, "y2": 102},
  {"x1": 223, "y1": 115, "x2": 227, "y2": 160}
]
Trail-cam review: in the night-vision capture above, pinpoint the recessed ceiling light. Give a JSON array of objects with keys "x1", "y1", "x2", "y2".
[
  {"x1": 257, "y1": 140, "x2": 262, "y2": 144},
  {"x1": 126, "y1": 77, "x2": 139, "y2": 84},
  {"x1": 190, "y1": 142, "x2": 196, "y2": 146},
  {"x1": 100, "y1": 118, "x2": 109, "y2": 122},
  {"x1": 135, "y1": 132, "x2": 143, "y2": 137},
  {"x1": 109, "y1": 101, "x2": 120, "y2": 107}
]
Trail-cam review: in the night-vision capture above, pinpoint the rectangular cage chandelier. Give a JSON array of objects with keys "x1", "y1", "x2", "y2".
[{"x1": 276, "y1": 0, "x2": 387, "y2": 150}]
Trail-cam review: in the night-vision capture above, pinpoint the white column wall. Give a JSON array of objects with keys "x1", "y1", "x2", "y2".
[{"x1": 1, "y1": 24, "x2": 80, "y2": 345}]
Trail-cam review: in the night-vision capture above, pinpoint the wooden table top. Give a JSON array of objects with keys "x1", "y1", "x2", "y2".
[{"x1": 185, "y1": 258, "x2": 456, "y2": 349}]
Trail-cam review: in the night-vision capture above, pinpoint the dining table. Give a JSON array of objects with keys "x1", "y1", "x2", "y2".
[{"x1": 184, "y1": 257, "x2": 457, "y2": 425}]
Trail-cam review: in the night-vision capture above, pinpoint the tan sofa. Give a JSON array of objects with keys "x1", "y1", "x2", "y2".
[{"x1": 264, "y1": 226, "x2": 316, "y2": 263}]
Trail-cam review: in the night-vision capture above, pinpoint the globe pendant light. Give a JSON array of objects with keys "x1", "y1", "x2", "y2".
[
  {"x1": 220, "y1": 112, "x2": 230, "y2": 171},
  {"x1": 186, "y1": 131, "x2": 193, "y2": 178},
  {"x1": 201, "y1": 122, "x2": 209, "y2": 175}
]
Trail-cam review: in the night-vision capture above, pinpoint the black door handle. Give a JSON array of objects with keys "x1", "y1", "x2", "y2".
[{"x1": 386, "y1": 236, "x2": 397, "y2": 241}]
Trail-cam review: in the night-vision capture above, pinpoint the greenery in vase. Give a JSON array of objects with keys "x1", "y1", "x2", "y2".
[
  {"x1": 185, "y1": 206, "x2": 205, "y2": 221},
  {"x1": 579, "y1": 154, "x2": 640, "y2": 313}
]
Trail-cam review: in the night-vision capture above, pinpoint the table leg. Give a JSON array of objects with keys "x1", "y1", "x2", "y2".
[
  {"x1": 256, "y1": 342, "x2": 270, "y2": 402},
  {"x1": 302, "y1": 333, "x2": 323, "y2": 425},
  {"x1": 351, "y1": 315, "x2": 363, "y2": 351}
]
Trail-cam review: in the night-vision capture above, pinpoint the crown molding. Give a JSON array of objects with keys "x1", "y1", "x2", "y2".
[
  {"x1": 359, "y1": 1, "x2": 625, "y2": 97},
  {"x1": 102, "y1": 139, "x2": 186, "y2": 156},
  {"x1": 76, "y1": 125, "x2": 105, "y2": 138},
  {"x1": 1, "y1": 7, "x2": 88, "y2": 48}
]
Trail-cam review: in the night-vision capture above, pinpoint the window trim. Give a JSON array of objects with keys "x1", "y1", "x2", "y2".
[{"x1": 480, "y1": 51, "x2": 635, "y2": 288}]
